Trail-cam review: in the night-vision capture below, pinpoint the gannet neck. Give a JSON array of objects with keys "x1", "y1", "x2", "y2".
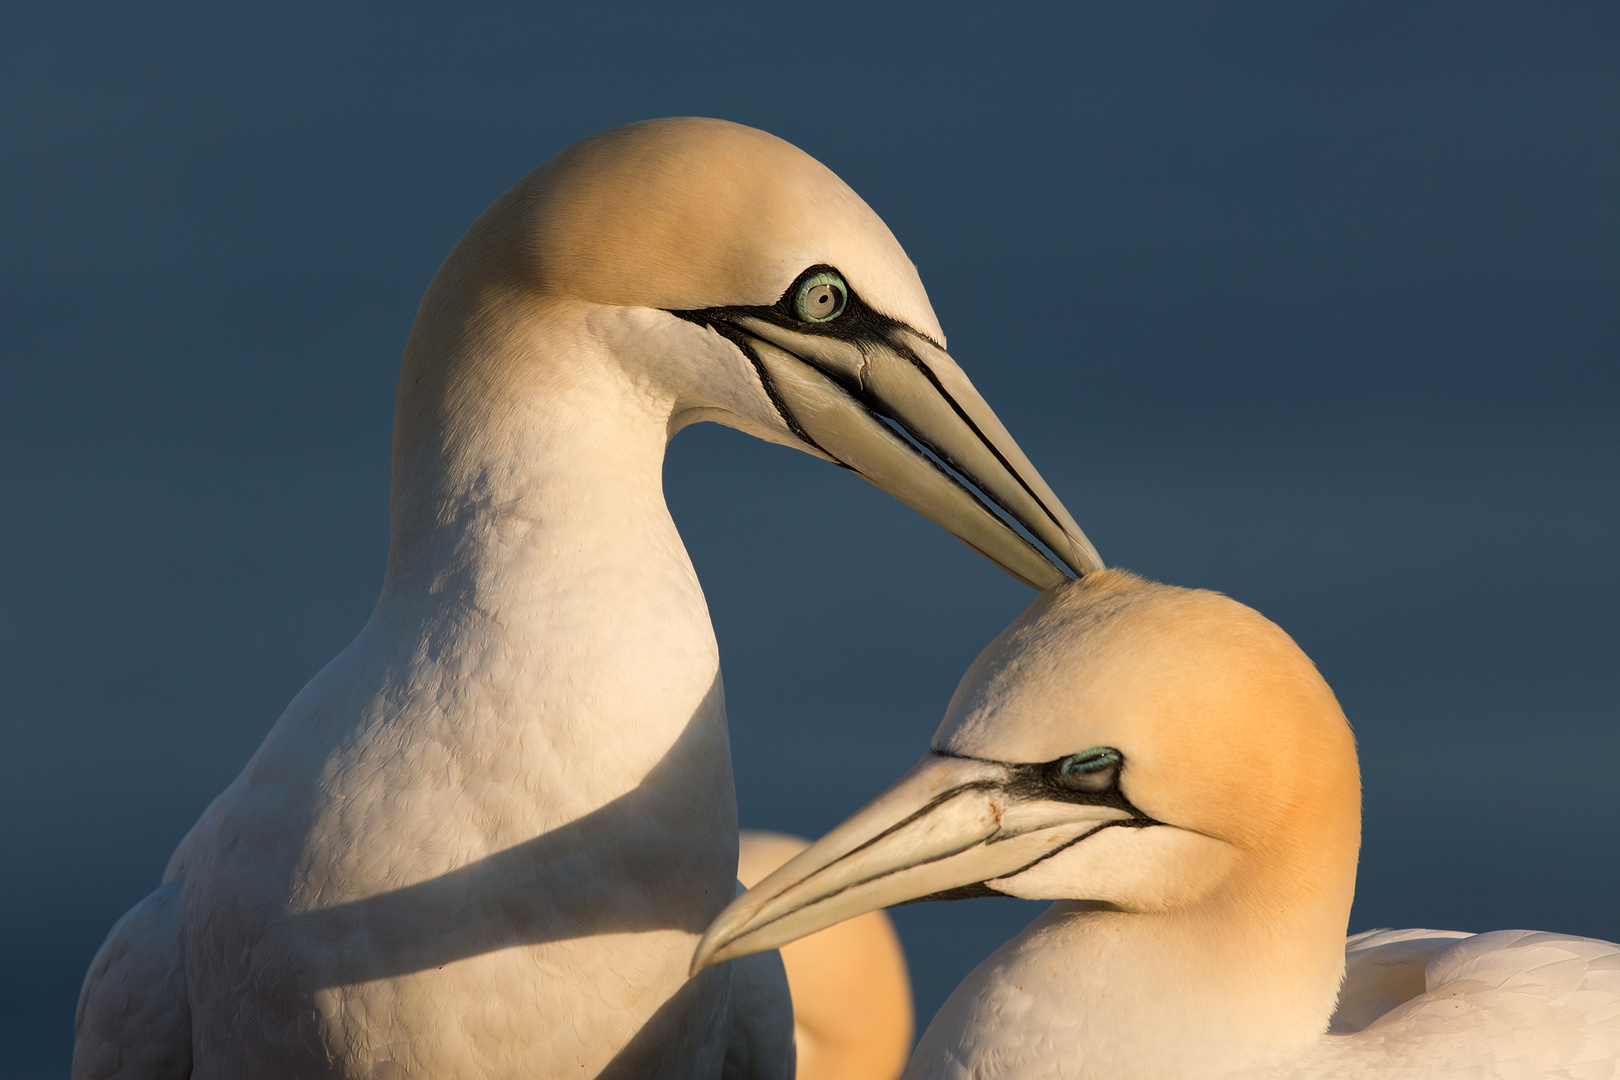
[
  {"x1": 915, "y1": 880, "x2": 1351, "y2": 1079},
  {"x1": 364, "y1": 293, "x2": 732, "y2": 818},
  {"x1": 383, "y1": 295, "x2": 682, "y2": 607},
  {"x1": 174, "y1": 294, "x2": 742, "y2": 1075}
]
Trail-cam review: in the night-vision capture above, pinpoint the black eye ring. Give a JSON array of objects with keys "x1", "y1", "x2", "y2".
[
  {"x1": 1050, "y1": 747, "x2": 1122, "y2": 795},
  {"x1": 793, "y1": 270, "x2": 848, "y2": 323}
]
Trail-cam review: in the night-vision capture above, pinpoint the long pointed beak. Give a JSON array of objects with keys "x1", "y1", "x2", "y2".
[
  {"x1": 691, "y1": 754, "x2": 1132, "y2": 973},
  {"x1": 732, "y1": 317, "x2": 1103, "y2": 590}
]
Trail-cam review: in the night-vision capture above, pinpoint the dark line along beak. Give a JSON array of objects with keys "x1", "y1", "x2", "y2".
[
  {"x1": 691, "y1": 753, "x2": 1136, "y2": 974},
  {"x1": 697, "y1": 309, "x2": 1103, "y2": 590}
]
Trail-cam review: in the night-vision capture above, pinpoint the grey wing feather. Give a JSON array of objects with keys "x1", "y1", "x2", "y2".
[{"x1": 73, "y1": 878, "x2": 191, "y2": 1080}]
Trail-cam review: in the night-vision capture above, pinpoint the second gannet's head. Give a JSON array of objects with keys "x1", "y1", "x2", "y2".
[
  {"x1": 694, "y1": 569, "x2": 1361, "y2": 970},
  {"x1": 395, "y1": 117, "x2": 1099, "y2": 587}
]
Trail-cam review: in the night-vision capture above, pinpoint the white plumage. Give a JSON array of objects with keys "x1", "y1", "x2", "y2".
[
  {"x1": 1323, "y1": 928, "x2": 1620, "y2": 1075},
  {"x1": 72, "y1": 118, "x2": 1099, "y2": 1078},
  {"x1": 904, "y1": 919, "x2": 1620, "y2": 1078},
  {"x1": 698, "y1": 570, "x2": 1620, "y2": 1078}
]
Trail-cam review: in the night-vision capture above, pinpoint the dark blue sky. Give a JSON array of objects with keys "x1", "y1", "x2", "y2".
[{"x1": 3, "y1": 2, "x2": 1616, "y2": 1073}]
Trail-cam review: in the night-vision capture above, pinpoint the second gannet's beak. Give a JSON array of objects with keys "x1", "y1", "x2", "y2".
[
  {"x1": 691, "y1": 751, "x2": 1148, "y2": 973},
  {"x1": 676, "y1": 281, "x2": 1103, "y2": 590}
]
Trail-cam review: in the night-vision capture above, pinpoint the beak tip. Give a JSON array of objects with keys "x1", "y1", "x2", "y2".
[
  {"x1": 1065, "y1": 533, "x2": 1105, "y2": 577},
  {"x1": 689, "y1": 926, "x2": 740, "y2": 976}
]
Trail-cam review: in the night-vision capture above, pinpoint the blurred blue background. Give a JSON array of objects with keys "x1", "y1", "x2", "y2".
[{"x1": 2, "y1": 2, "x2": 1615, "y2": 1074}]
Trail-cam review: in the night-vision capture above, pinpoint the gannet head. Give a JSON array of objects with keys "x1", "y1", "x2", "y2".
[
  {"x1": 395, "y1": 117, "x2": 1099, "y2": 587},
  {"x1": 692, "y1": 569, "x2": 1361, "y2": 971}
]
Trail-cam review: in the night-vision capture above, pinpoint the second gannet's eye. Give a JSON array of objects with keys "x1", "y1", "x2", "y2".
[
  {"x1": 794, "y1": 271, "x2": 848, "y2": 323},
  {"x1": 1052, "y1": 747, "x2": 1122, "y2": 794}
]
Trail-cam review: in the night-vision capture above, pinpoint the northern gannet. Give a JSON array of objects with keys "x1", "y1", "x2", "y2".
[
  {"x1": 739, "y1": 831, "x2": 914, "y2": 1080},
  {"x1": 698, "y1": 570, "x2": 1620, "y2": 1078},
  {"x1": 71, "y1": 118, "x2": 1102, "y2": 1079}
]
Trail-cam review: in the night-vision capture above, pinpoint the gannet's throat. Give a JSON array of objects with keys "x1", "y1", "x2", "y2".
[{"x1": 673, "y1": 266, "x2": 1103, "y2": 588}]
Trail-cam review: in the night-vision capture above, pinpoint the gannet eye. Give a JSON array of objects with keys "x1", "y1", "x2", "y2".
[
  {"x1": 794, "y1": 271, "x2": 848, "y2": 323},
  {"x1": 1052, "y1": 747, "x2": 1122, "y2": 794}
]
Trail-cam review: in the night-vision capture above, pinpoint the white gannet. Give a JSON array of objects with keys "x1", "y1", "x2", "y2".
[
  {"x1": 71, "y1": 118, "x2": 1102, "y2": 1079},
  {"x1": 698, "y1": 570, "x2": 1620, "y2": 1078},
  {"x1": 739, "y1": 831, "x2": 914, "y2": 1080}
]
